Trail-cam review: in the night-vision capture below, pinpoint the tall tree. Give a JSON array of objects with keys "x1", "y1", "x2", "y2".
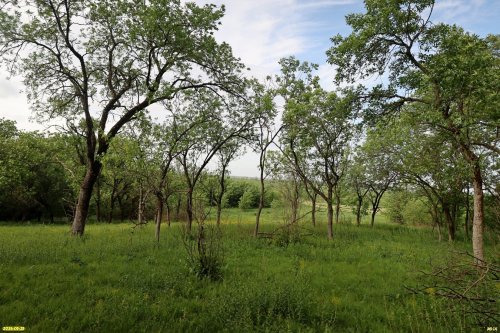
[
  {"x1": 0, "y1": 0, "x2": 246, "y2": 235},
  {"x1": 327, "y1": 0, "x2": 499, "y2": 263}
]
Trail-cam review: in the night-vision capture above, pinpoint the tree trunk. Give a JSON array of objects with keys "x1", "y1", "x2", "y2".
[
  {"x1": 436, "y1": 217, "x2": 442, "y2": 242},
  {"x1": 443, "y1": 204, "x2": 455, "y2": 242},
  {"x1": 166, "y1": 201, "x2": 171, "y2": 227},
  {"x1": 370, "y1": 208, "x2": 376, "y2": 227},
  {"x1": 175, "y1": 196, "x2": 181, "y2": 221},
  {"x1": 471, "y1": 167, "x2": 485, "y2": 265},
  {"x1": 216, "y1": 179, "x2": 224, "y2": 226},
  {"x1": 327, "y1": 200, "x2": 334, "y2": 240},
  {"x1": 71, "y1": 162, "x2": 101, "y2": 236},
  {"x1": 186, "y1": 188, "x2": 193, "y2": 232},
  {"x1": 108, "y1": 184, "x2": 116, "y2": 224},
  {"x1": 95, "y1": 176, "x2": 101, "y2": 222},
  {"x1": 216, "y1": 168, "x2": 226, "y2": 226},
  {"x1": 356, "y1": 196, "x2": 362, "y2": 226},
  {"x1": 311, "y1": 194, "x2": 316, "y2": 227},
  {"x1": 334, "y1": 190, "x2": 341, "y2": 224},
  {"x1": 117, "y1": 196, "x2": 125, "y2": 222},
  {"x1": 254, "y1": 168, "x2": 265, "y2": 237},
  {"x1": 458, "y1": 142, "x2": 485, "y2": 265},
  {"x1": 138, "y1": 187, "x2": 144, "y2": 225},
  {"x1": 216, "y1": 205, "x2": 222, "y2": 226},
  {"x1": 155, "y1": 193, "x2": 163, "y2": 242},
  {"x1": 464, "y1": 185, "x2": 470, "y2": 240}
]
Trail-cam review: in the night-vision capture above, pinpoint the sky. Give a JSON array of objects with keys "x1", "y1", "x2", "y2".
[{"x1": 0, "y1": 0, "x2": 498, "y2": 177}]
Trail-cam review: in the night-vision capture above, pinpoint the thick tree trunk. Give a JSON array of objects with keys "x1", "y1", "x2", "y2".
[
  {"x1": 457, "y1": 142, "x2": 485, "y2": 265},
  {"x1": 471, "y1": 168, "x2": 485, "y2": 265},
  {"x1": 71, "y1": 162, "x2": 101, "y2": 236}
]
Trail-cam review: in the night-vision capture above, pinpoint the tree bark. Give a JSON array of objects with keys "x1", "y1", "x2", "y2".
[
  {"x1": 186, "y1": 188, "x2": 193, "y2": 232},
  {"x1": 464, "y1": 185, "x2": 470, "y2": 240},
  {"x1": 457, "y1": 142, "x2": 485, "y2": 265},
  {"x1": 471, "y1": 167, "x2": 485, "y2": 265},
  {"x1": 71, "y1": 162, "x2": 101, "y2": 235},
  {"x1": 356, "y1": 196, "x2": 363, "y2": 226},
  {"x1": 215, "y1": 169, "x2": 226, "y2": 226},
  {"x1": 155, "y1": 193, "x2": 164, "y2": 242},
  {"x1": 166, "y1": 201, "x2": 171, "y2": 227},
  {"x1": 95, "y1": 176, "x2": 102, "y2": 222},
  {"x1": 254, "y1": 165, "x2": 265, "y2": 237},
  {"x1": 334, "y1": 190, "x2": 341, "y2": 224},
  {"x1": 108, "y1": 181, "x2": 117, "y2": 224},
  {"x1": 327, "y1": 201, "x2": 334, "y2": 240},
  {"x1": 442, "y1": 204, "x2": 455, "y2": 242},
  {"x1": 311, "y1": 194, "x2": 317, "y2": 227}
]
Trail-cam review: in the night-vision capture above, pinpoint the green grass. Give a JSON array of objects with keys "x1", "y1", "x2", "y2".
[{"x1": 0, "y1": 209, "x2": 495, "y2": 332}]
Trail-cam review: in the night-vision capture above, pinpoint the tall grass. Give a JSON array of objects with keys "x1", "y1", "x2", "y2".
[{"x1": 0, "y1": 210, "x2": 494, "y2": 332}]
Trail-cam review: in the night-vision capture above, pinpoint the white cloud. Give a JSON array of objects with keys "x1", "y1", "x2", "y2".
[{"x1": 433, "y1": 0, "x2": 487, "y2": 25}]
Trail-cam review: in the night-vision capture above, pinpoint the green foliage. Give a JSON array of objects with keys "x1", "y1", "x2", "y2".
[
  {"x1": 238, "y1": 186, "x2": 260, "y2": 210},
  {"x1": 222, "y1": 181, "x2": 247, "y2": 208},
  {"x1": 0, "y1": 123, "x2": 72, "y2": 221},
  {"x1": 386, "y1": 191, "x2": 411, "y2": 224},
  {"x1": 386, "y1": 191, "x2": 432, "y2": 225},
  {"x1": 402, "y1": 199, "x2": 432, "y2": 226}
]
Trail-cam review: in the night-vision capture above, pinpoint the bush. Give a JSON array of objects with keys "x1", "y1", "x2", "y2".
[{"x1": 182, "y1": 224, "x2": 224, "y2": 281}]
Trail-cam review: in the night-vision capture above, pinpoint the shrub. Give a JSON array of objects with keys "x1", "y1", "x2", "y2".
[
  {"x1": 182, "y1": 224, "x2": 224, "y2": 281},
  {"x1": 222, "y1": 182, "x2": 247, "y2": 208}
]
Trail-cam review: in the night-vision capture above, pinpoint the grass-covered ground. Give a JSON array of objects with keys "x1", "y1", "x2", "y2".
[{"x1": 0, "y1": 208, "x2": 496, "y2": 332}]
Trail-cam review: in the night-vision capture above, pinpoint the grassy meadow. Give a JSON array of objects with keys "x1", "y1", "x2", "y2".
[{"x1": 0, "y1": 208, "x2": 497, "y2": 332}]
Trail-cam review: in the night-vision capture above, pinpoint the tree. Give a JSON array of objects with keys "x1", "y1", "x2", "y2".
[
  {"x1": 251, "y1": 82, "x2": 279, "y2": 237},
  {"x1": 176, "y1": 90, "x2": 256, "y2": 232},
  {"x1": 0, "y1": 0, "x2": 246, "y2": 235},
  {"x1": 0, "y1": 121, "x2": 71, "y2": 222},
  {"x1": 283, "y1": 87, "x2": 361, "y2": 239},
  {"x1": 327, "y1": 0, "x2": 499, "y2": 263},
  {"x1": 347, "y1": 153, "x2": 370, "y2": 226},
  {"x1": 360, "y1": 128, "x2": 398, "y2": 227},
  {"x1": 213, "y1": 139, "x2": 241, "y2": 225}
]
